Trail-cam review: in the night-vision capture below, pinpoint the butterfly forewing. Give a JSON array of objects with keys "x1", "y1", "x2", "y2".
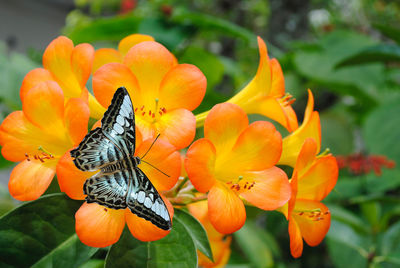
[
  {"x1": 127, "y1": 168, "x2": 172, "y2": 230},
  {"x1": 71, "y1": 87, "x2": 172, "y2": 231}
]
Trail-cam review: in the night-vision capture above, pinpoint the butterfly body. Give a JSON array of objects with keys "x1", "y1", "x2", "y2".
[{"x1": 71, "y1": 87, "x2": 171, "y2": 231}]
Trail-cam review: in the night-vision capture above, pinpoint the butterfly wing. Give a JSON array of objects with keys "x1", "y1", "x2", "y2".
[
  {"x1": 127, "y1": 168, "x2": 172, "y2": 231},
  {"x1": 83, "y1": 167, "x2": 131, "y2": 210},
  {"x1": 71, "y1": 87, "x2": 135, "y2": 171},
  {"x1": 101, "y1": 87, "x2": 136, "y2": 157}
]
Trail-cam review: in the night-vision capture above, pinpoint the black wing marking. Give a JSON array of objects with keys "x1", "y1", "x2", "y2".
[
  {"x1": 101, "y1": 87, "x2": 136, "y2": 156},
  {"x1": 127, "y1": 168, "x2": 172, "y2": 231},
  {"x1": 84, "y1": 168, "x2": 130, "y2": 210},
  {"x1": 70, "y1": 128, "x2": 123, "y2": 171}
]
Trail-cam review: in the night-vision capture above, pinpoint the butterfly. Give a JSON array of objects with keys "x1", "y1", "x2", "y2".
[{"x1": 70, "y1": 87, "x2": 171, "y2": 231}]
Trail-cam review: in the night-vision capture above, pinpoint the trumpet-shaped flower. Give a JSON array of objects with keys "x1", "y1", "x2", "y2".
[
  {"x1": 57, "y1": 134, "x2": 181, "y2": 247},
  {"x1": 0, "y1": 81, "x2": 89, "y2": 201},
  {"x1": 281, "y1": 138, "x2": 338, "y2": 258},
  {"x1": 19, "y1": 36, "x2": 105, "y2": 118},
  {"x1": 185, "y1": 103, "x2": 291, "y2": 233},
  {"x1": 92, "y1": 34, "x2": 155, "y2": 72},
  {"x1": 188, "y1": 200, "x2": 231, "y2": 267},
  {"x1": 92, "y1": 40, "x2": 206, "y2": 149},
  {"x1": 196, "y1": 37, "x2": 298, "y2": 132},
  {"x1": 279, "y1": 90, "x2": 321, "y2": 167}
]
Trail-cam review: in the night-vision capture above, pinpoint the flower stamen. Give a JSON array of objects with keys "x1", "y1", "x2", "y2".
[
  {"x1": 293, "y1": 208, "x2": 329, "y2": 221},
  {"x1": 279, "y1": 93, "x2": 296, "y2": 107}
]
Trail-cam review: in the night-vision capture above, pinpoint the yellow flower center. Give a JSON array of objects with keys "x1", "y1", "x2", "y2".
[
  {"x1": 293, "y1": 208, "x2": 330, "y2": 221},
  {"x1": 24, "y1": 146, "x2": 55, "y2": 162},
  {"x1": 226, "y1": 176, "x2": 256, "y2": 193},
  {"x1": 135, "y1": 98, "x2": 167, "y2": 123}
]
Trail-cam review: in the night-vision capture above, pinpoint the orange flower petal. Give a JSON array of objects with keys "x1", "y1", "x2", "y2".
[
  {"x1": 71, "y1": 43, "x2": 95, "y2": 89},
  {"x1": 64, "y1": 98, "x2": 90, "y2": 146},
  {"x1": 217, "y1": 121, "x2": 282, "y2": 173},
  {"x1": 118, "y1": 34, "x2": 155, "y2": 56},
  {"x1": 297, "y1": 156, "x2": 338, "y2": 201},
  {"x1": 22, "y1": 81, "x2": 65, "y2": 133},
  {"x1": 279, "y1": 111, "x2": 321, "y2": 167},
  {"x1": 9, "y1": 159, "x2": 56, "y2": 201},
  {"x1": 125, "y1": 195, "x2": 173, "y2": 241},
  {"x1": 123, "y1": 41, "x2": 176, "y2": 107},
  {"x1": 93, "y1": 63, "x2": 142, "y2": 108},
  {"x1": 159, "y1": 64, "x2": 206, "y2": 111},
  {"x1": 295, "y1": 138, "x2": 318, "y2": 176},
  {"x1": 93, "y1": 48, "x2": 122, "y2": 73},
  {"x1": 205, "y1": 103, "x2": 248, "y2": 155},
  {"x1": 270, "y1": 58, "x2": 285, "y2": 96},
  {"x1": 42, "y1": 36, "x2": 82, "y2": 98},
  {"x1": 185, "y1": 138, "x2": 217, "y2": 193},
  {"x1": 208, "y1": 182, "x2": 246, "y2": 234},
  {"x1": 288, "y1": 216, "x2": 303, "y2": 258},
  {"x1": 20, "y1": 68, "x2": 53, "y2": 101},
  {"x1": 0, "y1": 111, "x2": 41, "y2": 161},
  {"x1": 57, "y1": 151, "x2": 95, "y2": 200},
  {"x1": 240, "y1": 167, "x2": 291, "y2": 210},
  {"x1": 136, "y1": 138, "x2": 181, "y2": 191},
  {"x1": 155, "y1": 108, "x2": 196, "y2": 150},
  {"x1": 76, "y1": 202, "x2": 125, "y2": 247},
  {"x1": 292, "y1": 199, "x2": 331, "y2": 247}
]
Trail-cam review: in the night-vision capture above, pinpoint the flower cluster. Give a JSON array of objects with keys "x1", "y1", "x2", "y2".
[{"x1": 0, "y1": 33, "x2": 338, "y2": 262}]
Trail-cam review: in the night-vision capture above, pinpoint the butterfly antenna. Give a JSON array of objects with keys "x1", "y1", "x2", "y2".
[
  {"x1": 141, "y1": 133, "x2": 160, "y2": 160},
  {"x1": 141, "y1": 159, "x2": 170, "y2": 177}
]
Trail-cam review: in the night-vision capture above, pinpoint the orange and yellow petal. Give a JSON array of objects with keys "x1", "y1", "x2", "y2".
[
  {"x1": 93, "y1": 63, "x2": 142, "y2": 109},
  {"x1": 9, "y1": 159, "x2": 57, "y2": 201},
  {"x1": 136, "y1": 138, "x2": 181, "y2": 191},
  {"x1": 239, "y1": 167, "x2": 291, "y2": 210},
  {"x1": 22, "y1": 81, "x2": 65, "y2": 134},
  {"x1": 185, "y1": 138, "x2": 217, "y2": 193},
  {"x1": 217, "y1": 121, "x2": 282, "y2": 173},
  {"x1": 56, "y1": 151, "x2": 95, "y2": 200},
  {"x1": 123, "y1": 41, "x2": 176, "y2": 107},
  {"x1": 159, "y1": 64, "x2": 206, "y2": 111},
  {"x1": 295, "y1": 138, "x2": 318, "y2": 176},
  {"x1": 269, "y1": 58, "x2": 285, "y2": 97},
  {"x1": 208, "y1": 182, "x2": 246, "y2": 234},
  {"x1": 75, "y1": 202, "x2": 125, "y2": 248},
  {"x1": 64, "y1": 98, "x2": 90, "y2": 146},
  {"x1": 204, "y1": 103, "x2": 248, "y2": 155},
  {"x1": 93, "y1": 48, "x2": 122, "y2": 73},
  {"x1": 297, "y1": 156, "x2": 338, "y2": 201},
  {"x1": 125, "y1": 195, "x2": 173, "y2": 241},
  {"x1": 155, "y1": 108, "x2": 196, "y2": 150},
  {"x1": 118, "y1": 34, "x2": 155, "y2": 56},
  {"x1": 279, "y1": 110, "x2": 321, "y2": 167},
  {"x1": 288, "y1": 217, "x2": 303, "y2": 258},
  {"x1": 20, "y1": 68, "x2": 53, "y2": 101},
  {"x1": 292, "y1": 199, "x2": 331, "y2": 247},
  {"x1": 71, "y1": 43, "x2": 95, "y2": 89}
]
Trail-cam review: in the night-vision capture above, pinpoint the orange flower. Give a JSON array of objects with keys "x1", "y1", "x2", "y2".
[
  {"x1": 185, "y1": 103, "x2": 291, "y2": 233},
  {"x1": 92, "y1": 40, "x2": 206, "y2": 149},
  {"x1": 196, "y1": 37, "x2": 298, "y2": 132},
  {"x1": 281, "y1": 138, "x2": 338, "y2": 258},
  {"x1": 188, "y1": 200, "x2": 231, "y2": 268},
  {"x1": 57, "y1": 133, "x2": 181, "y2": 247},
  {"x1": 279, "y1": 89, "x2": 321, "y2": 167},
  {"x1": 0, "y1": 81, "x2": 89, "y2": 201},
  {"x1": 19, "y1": 36, "x2": 103, "y2": 117}
]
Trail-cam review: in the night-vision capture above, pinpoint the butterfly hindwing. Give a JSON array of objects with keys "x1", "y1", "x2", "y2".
[
  {"x1": 84, "y1": 168, "x2": 131, "y2": 210},
  {"x1": 127, "y1": 168, "x2": 172, "y2": 231},
  {"x1": 101, "y1": 87, "x2": 136, "y2": 156}
]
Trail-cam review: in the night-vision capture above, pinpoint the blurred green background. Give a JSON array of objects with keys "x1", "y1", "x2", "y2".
[{"x1": 1, "y1": 0, "x2": 400, "y2": 267}]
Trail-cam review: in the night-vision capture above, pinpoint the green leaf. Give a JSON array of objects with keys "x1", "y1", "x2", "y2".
[
  {"x1": 174, "y1": 208, "x2": 213, "y2": 261},
  {"x1": 326, "y1": 220, "x2": 370, "y2": 268},
  {"x1": 0, "y1": 193, "x2": 97, "y2": 267},
  {"x1": 327, "y1": 204, "x2": 370, "y2": 234},
  {"x1": 373, "y1": 23, "x2": 400, "y2": 44},
  {"x1": 234, "y1": 221, "x2": 276, "y2": 268},
  {"x1": 105, "y1": 218, "x2": 197, "y2": 268},
  {"x1": 380, "y1": 221, "x2": 400, "y2": 257},
  {"x1": 363, "y1": 101, "x2": 400, "y2": 164},
  {"x1": 336, "y1": 45, "x2": 400, "y2": 68}
]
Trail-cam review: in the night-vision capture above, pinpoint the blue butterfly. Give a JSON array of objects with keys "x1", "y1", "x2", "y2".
[{"x1": 70, "y1": 87, "x2": 171, "y2": 230}]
